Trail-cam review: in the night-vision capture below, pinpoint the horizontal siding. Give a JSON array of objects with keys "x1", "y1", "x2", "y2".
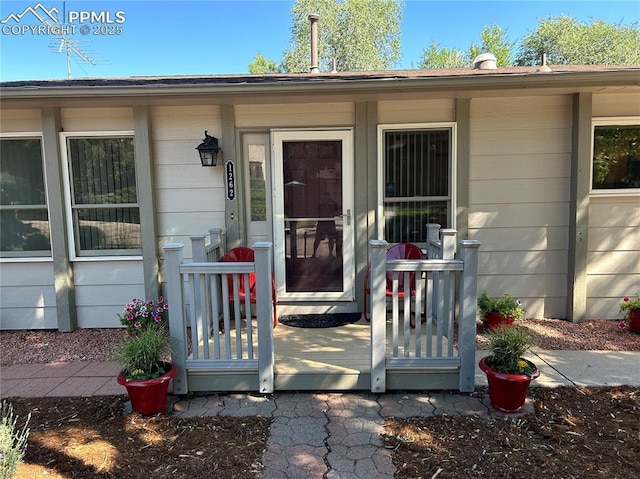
[
  {"x1": 73, "y1": 261, "x2": 144, "y2": 328},
  {"x1": 377, "y1": 99, "x2": 455, "y2": 124},
  {"x1": 0, "y1": 262, "x2": 56, "y2": 329},
  {"x1": 60, "y1": 107, "x2": 133, "y2": 131},
  {"x1": 151, "y1": 105, "x2": 221, "y2": 141},
  {"x1": 469, "y1": 226, "x2": 568, "y2": 252},
  {"x1": 593, "y1": 93, "x2": 640, "y2": 117},
  {"x1": 469, "y1": 96, "x2": 572, "y2": 319},
  {"x1": 0, "y1": 109, "x2": 41, "y2": 132},
  {"x1": 235, "y1": 102, "x2": 354, "y2": 128},
  {"x1": 586, "y1": 196, "x2": 640, "y2": 318}
]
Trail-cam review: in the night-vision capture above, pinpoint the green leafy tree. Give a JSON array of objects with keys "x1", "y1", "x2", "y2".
[
  {"x1": 248, "y1": 52, "x2": 283, "y2": 74},
  {"x1": 251, "y1": 0, "x2": 403, "y2": 73},
  {"x1": 419, "y1": 25, "x2": 512, "y2": 69},
  {"x1": 516, "y1": 15, "x2": 640, "y2": 66}
]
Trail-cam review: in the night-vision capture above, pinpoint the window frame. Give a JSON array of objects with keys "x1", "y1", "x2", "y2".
[
  {"x1": 60, "y1": 131, "x2": 142, "y2": 260},
  {"x1": 377, "y1": 123, "x2": 457, "y2": 246},
  {"x1": 0, "y1": 132, "x2": 52, "y2": 260},
  {"x1": 590, "y1": 117, "x2": 640, "y2": 197}
]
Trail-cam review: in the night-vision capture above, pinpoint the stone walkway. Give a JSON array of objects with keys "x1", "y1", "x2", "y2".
[{"x1": 173, "y1": 390, "x2": 522, "y2": 479}]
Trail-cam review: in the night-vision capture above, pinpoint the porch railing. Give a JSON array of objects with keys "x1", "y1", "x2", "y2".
[
  {"x1": 163, "y1": 240, "x2": 275, "y2": 395},
  {"x1": 369, "y1": 233, "x2": 481, "y2": 393}
]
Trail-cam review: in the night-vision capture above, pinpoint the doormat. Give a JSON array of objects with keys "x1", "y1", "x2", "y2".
[{"x1": 278, "y1": 313, "x2": 362, "y2": 328}]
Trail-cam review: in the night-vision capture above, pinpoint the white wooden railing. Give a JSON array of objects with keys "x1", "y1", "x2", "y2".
[
  {"x1": 369, "y1": 231, "x2": 481, "y2": 393},
  {"x1": 163, "y1": 240, "x2": 275, "y2": 395}
]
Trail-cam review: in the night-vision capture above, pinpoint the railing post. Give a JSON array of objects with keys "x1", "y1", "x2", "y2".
[
  {"x1": 209, "y1": 228, "x2": 225, "y2": 260},
  {"x1": 163, "y1": 242, "x2": 188, "y2": 395},
  {"x1": 370, "y1": 239, "x2": 388, "y2": 392},
  {"x1": 253, "y1": 241, "x2": 274, "y2": 393},
  {"x1": 440, "y1": 229, "x2": 457, "y2": 260},
  {"x1": 457, "y1": 239, "x2": 481, "y2": 392},
  {"x1": 191, "y1": 234, "x2": 206, "y2": 262},
  {"x1": 426, "y1": 223, "x2": 441, "y2": 258}
]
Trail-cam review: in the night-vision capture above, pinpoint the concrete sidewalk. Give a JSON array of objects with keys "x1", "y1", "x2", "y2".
[{"x1": 2, "y1": 350, "x2": 639, "y2": 479}]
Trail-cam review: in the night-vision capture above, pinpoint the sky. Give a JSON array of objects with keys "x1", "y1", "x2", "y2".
[{"x1": 0, "y1": 0, "x2": 638, "y2": 81}]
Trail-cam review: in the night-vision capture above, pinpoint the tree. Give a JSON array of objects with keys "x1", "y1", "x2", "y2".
[
  {"x1": 516, "y1": 15, "x2": 640, "y2": 66},
  {"x1": 250, "y1": 0, "x2": 403, "y2": 73},
  {"x1": 418, "y1": 25, "x2": 512, "y2": 69},
  {"x1": 248, "y1": 53, "x2": 283, "y2": 74}
]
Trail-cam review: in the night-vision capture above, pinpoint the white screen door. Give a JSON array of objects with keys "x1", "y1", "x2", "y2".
[{"x1": 272, "y1": 129, "x2": 354, "y2": 301}]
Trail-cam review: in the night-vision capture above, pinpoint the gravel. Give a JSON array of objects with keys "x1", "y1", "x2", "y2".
[{"x1": 0, "y1": 318, "x2": 638, "y2": 367}]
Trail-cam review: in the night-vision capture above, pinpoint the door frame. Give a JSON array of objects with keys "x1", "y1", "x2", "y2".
[{"x1": 271, "y1": 128, "x2": 355, "y2": 302}]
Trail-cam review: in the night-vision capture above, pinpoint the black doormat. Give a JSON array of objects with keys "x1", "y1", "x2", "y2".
[{"x1": 278, "y1": 313, "x2": 362, "y2": 328}]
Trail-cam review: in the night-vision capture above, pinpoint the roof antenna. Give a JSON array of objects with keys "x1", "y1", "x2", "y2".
[{"x1": 48, "y1": 1, "x2": 96, "y2": 78}]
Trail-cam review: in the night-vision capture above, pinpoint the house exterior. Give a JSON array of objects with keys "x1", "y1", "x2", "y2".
[{"x1": 1, "y1": 65, "x2": 639, "y2": 332}]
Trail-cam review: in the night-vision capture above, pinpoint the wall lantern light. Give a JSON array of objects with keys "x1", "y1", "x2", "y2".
[{"x1": 196, "y1": 131, "x2": 222, "y2": 167}]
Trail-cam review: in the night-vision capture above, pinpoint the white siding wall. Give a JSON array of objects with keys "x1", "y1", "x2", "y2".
[
  {"x1": 60, "y1": 107, "x2": 144, "y2": 328},
  {"x1": 468, "y1": 96, "x2": 573, "y2": 319},
  {"x1": 0, "y1": 109, "x2": 42, "y2": 131},
  {"x1": 587, "y1": 92, "x2": 640, "y2": 319},
  {"x1": 0, "y1": 262, "x2": 57, "y2": 329},
  {"x1": 1, "y1": 109, "x2": 55, "y2": 329},
  {"x1": 587, "y1": 197, "x2": 640, "y2": 318},
  {"x1": 152, "y1": 105, "x2": 225, "y2": 262},
  {"x1": 378, "y1": 99, "x2": 455, "y2": 123},
  {"x1": 235, "y1": 102, "x2": 355, "y2": 128},
  {"x1": 73, "y1": 261, "x2": 145, "y2": 327}
]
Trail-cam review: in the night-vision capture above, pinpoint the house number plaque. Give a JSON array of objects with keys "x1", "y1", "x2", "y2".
[{"x1": 225, "y1": 160, "x2": 236, "y2": 201}]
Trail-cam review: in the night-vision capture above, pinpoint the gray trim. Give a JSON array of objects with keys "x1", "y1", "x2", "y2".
[
  {"x1": 566, "y1": 92, "x2": 592, "y2": 322},
  {"x1": 354, "y1": 102, "x2": 373, "y2": 309},
  {"x1": 133, "y1": 106, "x2": 160, "y2": 298},
  {"x1": 41, "y1": 107, "x2": 77, "y2": 331},
  {"x1": 455, "y1": 98, "x2": 471, "y2": 239},
  {"x1": 222, "y1": 105, "x2": 242, "y2": 248}
]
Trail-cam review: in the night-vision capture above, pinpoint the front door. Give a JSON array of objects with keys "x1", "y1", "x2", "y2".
[{"x1": 272, "y1": 130, "x2": 354, "y2": 301}]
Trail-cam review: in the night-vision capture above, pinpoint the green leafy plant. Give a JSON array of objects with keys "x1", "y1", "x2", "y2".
[
  {"x1": 486, "y1": 325, "x2": 535, "y2": 375},
  {"x1": 478, "y1": 292, "x2": 525, "y2": 320},
  {"x1": 1, "y1": 400, "x2": 30, "y2": 479},
  {"x1": 618, "y1": 294, "x2": 640, "y2": 328},
  {"x1": 111, "y1": 325, "x2": 172, "y2": 381}
]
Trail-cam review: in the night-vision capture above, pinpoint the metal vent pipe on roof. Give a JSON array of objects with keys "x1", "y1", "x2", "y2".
[
  {"x1": 308, "y1": 14, "x2": 320, "y2": 74},
  {"x1": 472, "y1": 53, "x2": 497, "y2": 70}
]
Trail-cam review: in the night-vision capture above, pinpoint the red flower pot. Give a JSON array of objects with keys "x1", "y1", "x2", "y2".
[
  {"x1": 117, "y1": 362, "x2": 177, "y2": 416},
  {"x1": 483, "y1": 312, "x2": 515, "y2": 330},
  {"x1": 629, "y1": 309, "x2": 640, "y2": 334},
  {"x1": 479, "y1": 357, "x2": 540, "y2": 413}
]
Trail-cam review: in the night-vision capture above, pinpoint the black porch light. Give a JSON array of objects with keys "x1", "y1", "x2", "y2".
[{"x1": 196, "y1": 131, "x2": 222, "y2": 167}]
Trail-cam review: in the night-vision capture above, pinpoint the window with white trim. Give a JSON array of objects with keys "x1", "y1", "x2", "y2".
[
  {"x1": 380, "y1": 125, "x2": 454, "y2": 244},
  {"x1": 0, "y1": 136, "x2": 51, "y2": 257},
  {"x1": 591, "y1": 119, "x2": 640, "y2": 193},
  {"x1": 63, "y1": 134, "x2": 141, "y2": 256}
]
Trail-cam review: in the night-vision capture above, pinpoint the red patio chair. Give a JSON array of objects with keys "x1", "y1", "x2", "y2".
[
  {"x1": 221, "y1": 247, "x2": 277, "y2": 327},
  {"x1": 363, "y1": 242, "x2": 424, "y2": 324}
]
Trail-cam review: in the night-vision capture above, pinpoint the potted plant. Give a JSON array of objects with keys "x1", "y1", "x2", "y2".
[
  {"x1": 113, "y1": 297, "x2": 176, "y2": 416},
  {"x1": 619, "y1": 294, "x2": 640, "y2": 334},
  {"x1": 478, "y1": 325, "x2": 540, "y2": 413},
  {"x1": 478, "y1": 292, "x2": 525, "y2": 329}
]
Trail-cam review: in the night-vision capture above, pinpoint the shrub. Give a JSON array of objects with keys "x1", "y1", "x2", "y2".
[{"x1": 0, "y1": 400, "x2": 30, "y2": 479}]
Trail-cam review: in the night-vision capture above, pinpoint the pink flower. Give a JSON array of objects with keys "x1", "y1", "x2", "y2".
[
  {"x1": 618, "y1": 320, "x2": 627, "y2": 329},
  {"x1": 623, "y1": 297, "x2": 630, "y2": 302},
  {"x1": 134, "y1": 321, "x2": 142, "y2": 328}
]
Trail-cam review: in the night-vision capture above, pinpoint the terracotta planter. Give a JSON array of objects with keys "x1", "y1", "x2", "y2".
[
  {"x1": 117, "y1": 362, "x2": 177, "y2": 416},
  {"x1": 479, "y1": 357, "x2": 540, "y2": 413},
  {"x1": 629, "y1": 309, "x2": 640, "y2": 334},
  {"x1": 482, "y1": 312, "x2": 515, "y2": 330}
]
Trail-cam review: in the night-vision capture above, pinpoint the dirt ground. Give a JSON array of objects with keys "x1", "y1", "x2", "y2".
[
  {"x1": 10, "y1": 396, "x2": 270, "y2": 479},
  {"x1": 4, "y1": 319, "x2": 640, "y2": 478}
]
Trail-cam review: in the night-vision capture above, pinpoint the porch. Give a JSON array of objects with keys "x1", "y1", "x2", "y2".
[{"x1": 163, "y1": 226, "x2": 481, "y2": 394}]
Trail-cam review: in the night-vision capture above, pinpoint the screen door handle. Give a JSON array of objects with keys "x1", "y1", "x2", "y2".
[{"x1": 337, "y1": 209, "x2": 351, "y2": 226}]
